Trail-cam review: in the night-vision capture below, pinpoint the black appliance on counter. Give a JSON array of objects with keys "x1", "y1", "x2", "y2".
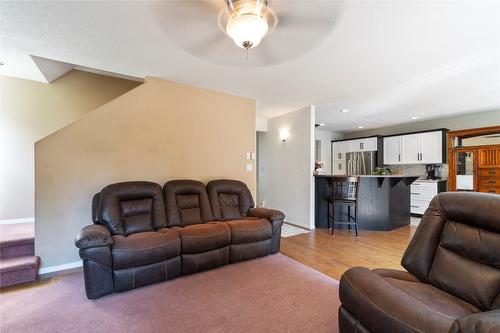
[{"x1": 425, "y1": 164, "x2": 440, "y2": 180}]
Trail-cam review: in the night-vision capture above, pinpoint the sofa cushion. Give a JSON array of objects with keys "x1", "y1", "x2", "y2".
[
  {"x1": 163, "y1": 180, "x2": 214, "y2": 227},
  {"x1": 206, "y1": 179, "x2": 254, "y2": 221},
  {"x1": 98, "y1": 181, "x2": 167, "y2": 235},
  {"x1": 339, "y1": 267, "x2": 479, "y2": 333},
  {"x1": 111, "y1": 230, "x2": 180, "y2": 269},
  {"x1": 177, "y1": 222, "x2": 230, "y2": 254},
  {"x1": 225, "y1": 219, "x2": 272, "y2": 244}
]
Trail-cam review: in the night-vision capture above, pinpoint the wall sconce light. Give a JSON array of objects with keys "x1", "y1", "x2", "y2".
[{"x1": 279, "y1": 128, "x2": 289, "y2": 142}]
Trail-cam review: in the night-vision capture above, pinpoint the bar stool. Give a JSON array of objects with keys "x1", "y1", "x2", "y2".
[{"x1": 327, "y1": 176, "x2": 360, "y2": 236}]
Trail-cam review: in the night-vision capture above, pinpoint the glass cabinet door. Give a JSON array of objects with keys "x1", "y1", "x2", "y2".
[{"x1": 455, "y1": 151, "x2": 475, "y2": 191}]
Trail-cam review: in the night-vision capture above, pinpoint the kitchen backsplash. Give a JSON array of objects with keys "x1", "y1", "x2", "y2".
[{"x1": 387, "y1": 164, "x2": 449, "y2": 180}]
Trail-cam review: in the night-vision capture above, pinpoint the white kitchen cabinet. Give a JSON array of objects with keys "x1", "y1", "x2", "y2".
[
  {"x1": 347, "y1": 140, "x2": 361, "y2": 152},
  {"x1": 383, "y1": 136, "x2": 402, "y2": 164},
  {"x1": 410, "y1": 180, "x2": 446, "y2": 215},
  {"x1": 384, "y1": 130, "x2": 444, "y2": 165},
  {"x1": 402, "y1": 134, "x2": 420, "y2": 164},
  {"x1": 420, "y1": 131, "x2": 443, "y2": 163},
  {"x1": 347, "y1": 137, "x2": 378, "y2": 152},
  {"x1": 332, "y1": 160, "x2": 347, "y2": 175},
  {"x1": 333, "y1": 141, "x2": 348, "y2": 160},
  {"x1": 362, "y1": 137, "x2": 378, "y2": 151}
]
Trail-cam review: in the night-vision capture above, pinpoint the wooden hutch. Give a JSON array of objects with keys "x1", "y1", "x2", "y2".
[{"x1": 448, "y1": 125, "x2": 500, "y2": 194}]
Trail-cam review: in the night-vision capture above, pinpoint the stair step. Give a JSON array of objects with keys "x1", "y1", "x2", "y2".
[
  {"x1": 0, "y1": 222, "x2": 34, "y2": 243},
  {"x1": 0, "y1": 239, "x2": 34, "y2": 259},
  {"x1": 0, "y1": 222, "x2": 35, "y2": 259},
  {"x1": 0, "y1": 256, "x2": 39, "y2": 272},
  {"x1": 0, "y1": 256, "x2": 40, "y2": 288}
]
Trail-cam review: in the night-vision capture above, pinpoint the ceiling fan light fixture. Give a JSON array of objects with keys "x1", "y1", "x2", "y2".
[{"x1": 226, "y1": 13, "x2": 269, "y2": 49}]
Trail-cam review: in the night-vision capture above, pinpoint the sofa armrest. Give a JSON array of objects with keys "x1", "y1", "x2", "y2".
[
  {"x1": 248, "y1": 208, "x2": 285, "y2": 222},
  {"x1": 75, "y1": 224, "x2": 113, "y2": 249},
  {"x1": 449, "y1": 310, "x2": 500, "y2": 333}
]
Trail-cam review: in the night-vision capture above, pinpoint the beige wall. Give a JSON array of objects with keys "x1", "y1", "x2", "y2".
[
  {"x1": 343, "y1": 109, "x2": 500, "y2": 139},
  {"x1": 0, "y1": 70, "x2": 141, "y2": 221},
  {"x1": 257, "y1": 107, "x2": 315, "y2": 229},
  {"x1": 35, "y1": 77, "x2": 256, "y2": 268}
]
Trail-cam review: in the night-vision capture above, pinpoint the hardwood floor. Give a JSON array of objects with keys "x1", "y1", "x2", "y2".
[{"x1": 280, "y1": 225, "x2": 417, "y2": 281}]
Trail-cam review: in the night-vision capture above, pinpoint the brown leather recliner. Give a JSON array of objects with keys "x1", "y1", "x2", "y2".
[
  {"x1": 75, "y1": 182, "x2": 181, "y2": 299},
  {"x1": 207, "y1": 179, "x2": 284, "y2": 262},
  {"x1": 163, "y1": 179, "x2": 231, "y2": 275},
  {"x1": 75, "y1": 179, "x2": 285, "y2": 299},
  {"x1": 338, "y1": 192, "x2": 500, "y2": 333}
]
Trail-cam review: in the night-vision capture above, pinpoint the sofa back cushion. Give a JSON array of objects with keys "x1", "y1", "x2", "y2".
[
  {"x1": 206, "y1": 179, "x2": 254, "y2": 221},
  {"x1": 163, "y1": 180, "x2": 213, "y2": 227},
  {"x1": 402, "y1": 192, "x2": 500, "y2": 311},
  {"x1": 98, "y1": 181, "x2": 167, "y2": 235}
]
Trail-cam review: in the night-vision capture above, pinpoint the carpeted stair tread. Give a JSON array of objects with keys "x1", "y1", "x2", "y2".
[
  {"x1": 0, "y1": 223, "x2": 35, "y2": 259},
  {"x1": 0, "y1": 222, "x2": 34, "y2": 244},
  {"x1": 0, "y1": 237, "x2": 34, "y2": 248},
  {"x1": 0, "y1": 256, "x2": 40, "y2": 273}
]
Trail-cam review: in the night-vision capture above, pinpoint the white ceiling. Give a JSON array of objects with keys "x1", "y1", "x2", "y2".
[{"x1": 1, "y1": 1, "x2": 500, "y2": 132}]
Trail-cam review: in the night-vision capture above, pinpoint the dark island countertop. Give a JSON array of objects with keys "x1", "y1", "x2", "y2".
[{"x1": 314, "y1": 174, "x2": 420, "y2": 231}]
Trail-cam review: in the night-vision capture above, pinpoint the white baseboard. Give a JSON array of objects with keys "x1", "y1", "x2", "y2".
[
  {"x1": 0, "y1": 217, "x2": 34, "y2": 225},
  {"x1": 285, "y1": 218, "x2": 311, "y2": 230},
  {"x1": 410, "y1": 216, "x2": 421, "y2": 226},
  {"x1": 38, "y1": 260, "x2": 82, "y2": 275}
]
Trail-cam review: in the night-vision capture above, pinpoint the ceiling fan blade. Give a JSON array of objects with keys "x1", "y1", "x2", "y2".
[
  {"x1": 188, "y1": 30, "x2": 229, "y2": 54},
  {"x1": 278, "y1": 16, "x2": 335, "y2": 28},
  {"x1": 271, "y1": 0, "x2": 341, "y2": 29},
  {"x1": 148, "y1": 0, "x2": 344, "y2": 67},
  {"x1": 150, "y1": 1, "x2": 225, "y2": 23}
]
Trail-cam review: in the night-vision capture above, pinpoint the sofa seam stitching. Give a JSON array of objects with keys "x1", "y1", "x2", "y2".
[{"x1": 342, "y1": 275, "x2": 453, "y2": 333}]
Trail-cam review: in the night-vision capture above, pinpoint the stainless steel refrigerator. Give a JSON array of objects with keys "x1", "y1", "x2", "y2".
[{"x1": 346, "y1": 151, "x2": 376, "y2": 175}]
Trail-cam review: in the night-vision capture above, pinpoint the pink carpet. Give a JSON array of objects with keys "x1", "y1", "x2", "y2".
[{"x1": 0, "y1": 254, "x2": 340, "y2": 333}]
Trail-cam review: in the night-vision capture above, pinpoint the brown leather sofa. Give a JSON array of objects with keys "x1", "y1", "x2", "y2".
[
  {"x1": 338, "y1": 192, "x2": 500, "y2": 333},
  {"x1": 75, "y1": 179, "x2": 284, "y2": 299}
]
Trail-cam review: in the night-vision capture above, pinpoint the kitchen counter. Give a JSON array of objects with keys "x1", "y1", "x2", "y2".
[{"x1": 314, "y1": 174, "x2": 420, "y2": 231}]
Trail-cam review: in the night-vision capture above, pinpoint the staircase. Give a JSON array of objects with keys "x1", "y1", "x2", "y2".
[{"x1": 0, "y1": 222, "x2": 40, "y2": 288}]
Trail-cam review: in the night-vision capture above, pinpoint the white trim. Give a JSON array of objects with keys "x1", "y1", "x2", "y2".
[
  {"x1": 410, "y1": 216, "x2": 421, "y2": 226},
  {"x1": 285, "y1": 217, "x2": 309, "y2": 230},
  {"x1": 308, "y1": 105, "x2": 316, "y2": 230},
  {"x1": 38, "y1": 260, "x2": 82, "y2": 275},
  {"x1": 0, "y1": 217, "x2": 34, "y2": 225}
]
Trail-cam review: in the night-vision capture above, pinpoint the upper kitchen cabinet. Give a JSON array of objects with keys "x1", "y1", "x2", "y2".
[
  {"x1": 383, "y1": 129, "x2": 447, "y2": 165},
  {"x1": 383, "y1": 136, "x2": 402, "y2": 164},
  {"x1": 401, "y1": 134, "x2": 420, "y2": 164},
  {"x1": 333, "y1": 141, "x2": 348, "y2": 160},
  {"x1": 419, "y1": 131, "x2": 444, "y2": 163},
  {"x1": 347, "y1": 137, "x2": 378, "y2": 152},
  {"x1": 332, "y1": 136, "x2": 379, "y2": 175}
]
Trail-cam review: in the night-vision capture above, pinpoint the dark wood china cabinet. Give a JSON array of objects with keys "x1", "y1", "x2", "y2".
[{"x1": 448, "y1": 125, "x2": 500, "y2": 194}]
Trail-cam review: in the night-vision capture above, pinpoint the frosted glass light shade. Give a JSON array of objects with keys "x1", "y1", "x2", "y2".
[{"x1": 226, "y1": 14, "x2": 269, "y2": 48}]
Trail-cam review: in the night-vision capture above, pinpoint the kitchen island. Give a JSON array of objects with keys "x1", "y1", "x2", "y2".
[{"x1": 315, "y1": 175, "x2": 420, "y2": 231}]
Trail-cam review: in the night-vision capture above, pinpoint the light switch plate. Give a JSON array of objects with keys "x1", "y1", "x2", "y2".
[
  {"x1": 251, "y1": 152, "x2": 256, "y2": 160},
  {"x1": 246, "y1": 163, "x2": 253, "y2": 172},
  {"x1": 246, "y1": 152, "x2": 251, "y2": 160}
]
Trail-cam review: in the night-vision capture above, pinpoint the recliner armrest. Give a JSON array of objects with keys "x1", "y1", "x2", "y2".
[
  {"x1": 449, "y1": 310, "x2": 500, "y2": 333},
  {"x1": 248, "y1": 208, "x2": 285, "y2": 222},
  {"x1": 75, "y1": 224, "x2": 113, "y2": 249},
  {"x1": 340, "y1": 266, "x2": 455, "y2": 333}
]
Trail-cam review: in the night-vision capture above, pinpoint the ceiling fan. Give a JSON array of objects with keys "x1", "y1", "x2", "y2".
[
  {"x1": 151, "y1": 0, "x2": 341, "y2": 66},
  {"x1": 224, "y1": 0, "x2": 276, "y2": 50}
]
